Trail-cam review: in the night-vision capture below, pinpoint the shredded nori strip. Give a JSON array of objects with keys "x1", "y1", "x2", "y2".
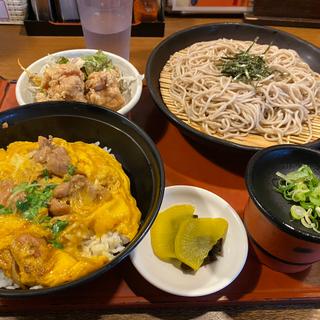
[{"x1": 219, "y1": 37, "x2": 272, "y2": 84}]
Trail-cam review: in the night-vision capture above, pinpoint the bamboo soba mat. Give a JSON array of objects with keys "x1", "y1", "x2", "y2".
[{"x1": 159, "y1": 55, "x2": 320, "y2": 149}]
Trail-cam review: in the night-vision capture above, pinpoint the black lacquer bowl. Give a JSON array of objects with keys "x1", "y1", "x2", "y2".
[
  {"x1": 0, "y1": 101, "x2": 165, "y2": 296},
  {"x1": 146, "y1": 22, "x2": 320, "y2": 152},
  {"x1": 244, "y1": 145, "x2": 320, "y2": 273}
]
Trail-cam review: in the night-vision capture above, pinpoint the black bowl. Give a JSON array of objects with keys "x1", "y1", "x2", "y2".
[
  {"x1": 245, "y1": 145, "x2": 320, "y2": 243},
  {"x1": 0, "y1": 101, "x2": 165, "y2": 297},
  {"x1": 146, "y1": 22, "x2": 320, "y2": 152}
]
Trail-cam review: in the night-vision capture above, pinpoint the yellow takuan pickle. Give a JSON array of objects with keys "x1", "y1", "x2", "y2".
[
  {"x1": 175, "y1": 217, "x2": 228, "y2": 271},
  {"x1": 150, "y1": 204, "x2": 228, "y2": 271},
  {"x1": 150, "y1": 204, "x2": 195, "y2": 261}
]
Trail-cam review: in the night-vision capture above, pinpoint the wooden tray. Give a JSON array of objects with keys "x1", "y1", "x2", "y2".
[{"x1": 0, "y1": 79, "x2": 320, "y2": 312}]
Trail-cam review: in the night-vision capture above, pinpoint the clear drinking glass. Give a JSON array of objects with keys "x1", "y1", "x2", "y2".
[{"x1": 76, "y1": 0, "x2": 133, "y2": 60}]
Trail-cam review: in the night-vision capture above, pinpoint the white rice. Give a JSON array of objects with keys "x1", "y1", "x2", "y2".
[
  {"x1": 93, "y1": 141, "x2": 112, "y2": 154},
  {"x1": 0, "y1": 271, "x2": 19, "y2": 289},
  {"x1": 82, "y1": 231, "x2": 130, "y2": 261}
]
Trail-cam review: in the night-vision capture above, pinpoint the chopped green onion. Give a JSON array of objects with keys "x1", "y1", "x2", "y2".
[
  {"x1": 51, "y1": 220, "x2": 69, "y2": 236},
  {"x1": 49, "y1": 220, "x2": 69, "y2": 250},
  {"x1": 301, "y1": 217, "x2": 314, "y2": 229},
  {"x1": 0, "y1": 204, "x2": 12, "y2": 215},
  {"x1": 67, "y1": 164, "x2": 76, "y2": 176},
  {"x1": 290, "y1": 205, "x2": 306, "y2": 220},
  {"x1": 48, "y1": 239, "x2": 64, "y2": 249},
  {"x1": 81, "y1": 50, "x2": 113, "y2": 78},
  {"x1": 42, "y1": 169, "x2": 50, "y2": 180},
  {"x1": 275, "y1": 165, "x2": 320, "y2": 233},
  {"x1": 304, "y1": 210, "x2": 313, "y2": 225},
  {"x1": 313, "y1": 226, "x2": 320, "y2": 233},
  {"x1": 56, "y1": 57, "x2": 69, "y2": 64},
  {"x1": 14, "y1": 182, "x2": 56, "y2": 222}
]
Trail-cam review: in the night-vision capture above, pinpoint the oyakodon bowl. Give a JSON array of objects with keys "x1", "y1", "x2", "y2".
[
  {"x1": 15, "y1": 49, "x2": 143, "y2": 115},
  {"x1": 244, "y1": 145, "x2": 320, "y2": 273},
  {"x1": 0, "y1": 101, "x2": 165, "y2": 297}
]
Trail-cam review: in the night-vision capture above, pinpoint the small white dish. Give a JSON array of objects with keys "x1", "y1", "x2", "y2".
[
  {"x1": 15, "y1": 49, "x2": 143, "y2": 115},
  {"x1": 130, "y1": 185, "x2": 248, "y2": 297}
]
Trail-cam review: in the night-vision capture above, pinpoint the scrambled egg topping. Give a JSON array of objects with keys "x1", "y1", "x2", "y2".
[{"x1": 0, "y1": 137, "x2": 141, "y2": 288}]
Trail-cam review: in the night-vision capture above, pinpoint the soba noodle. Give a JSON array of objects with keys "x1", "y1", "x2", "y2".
[{"x1": 163, "y1": 39, "x2": 320, "y2": 143}]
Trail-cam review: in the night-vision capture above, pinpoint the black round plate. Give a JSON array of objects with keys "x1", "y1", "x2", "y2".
[
  {"x1": 146, "y1": 23, "x2": 320, "y2": 151},
  {"x1": 246, "y1": 145, "x2": 320, "y2": 243},
  {"x1": 0, "y1": 101, "x2": 165, "y2": 297}
]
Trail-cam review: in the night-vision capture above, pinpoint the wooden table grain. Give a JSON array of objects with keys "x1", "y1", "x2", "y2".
[{"x1": 1, "y1": 17, "x2": 320, "y2": 320}]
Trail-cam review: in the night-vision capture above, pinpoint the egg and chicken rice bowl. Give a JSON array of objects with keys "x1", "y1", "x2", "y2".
[{"x1": 0, "y1": 136, "x2": 141, "y2": 289}]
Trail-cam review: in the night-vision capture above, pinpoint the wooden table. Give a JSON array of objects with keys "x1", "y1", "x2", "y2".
[{"x1": 1, "y1": 17, "x2": 320, "y2": 320}]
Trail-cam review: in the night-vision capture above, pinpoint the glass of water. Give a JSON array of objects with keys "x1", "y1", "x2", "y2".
[{"x1": 76, "y1": 0, "x2": 133, "y2": 60}]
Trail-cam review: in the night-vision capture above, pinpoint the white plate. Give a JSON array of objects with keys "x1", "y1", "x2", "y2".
[
  {"x1": 130, "y1": 185, "x2": 248, "y2": 297},
  {"x1": 15, "y1": 49, "x2": 143, "y2": 115}
]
